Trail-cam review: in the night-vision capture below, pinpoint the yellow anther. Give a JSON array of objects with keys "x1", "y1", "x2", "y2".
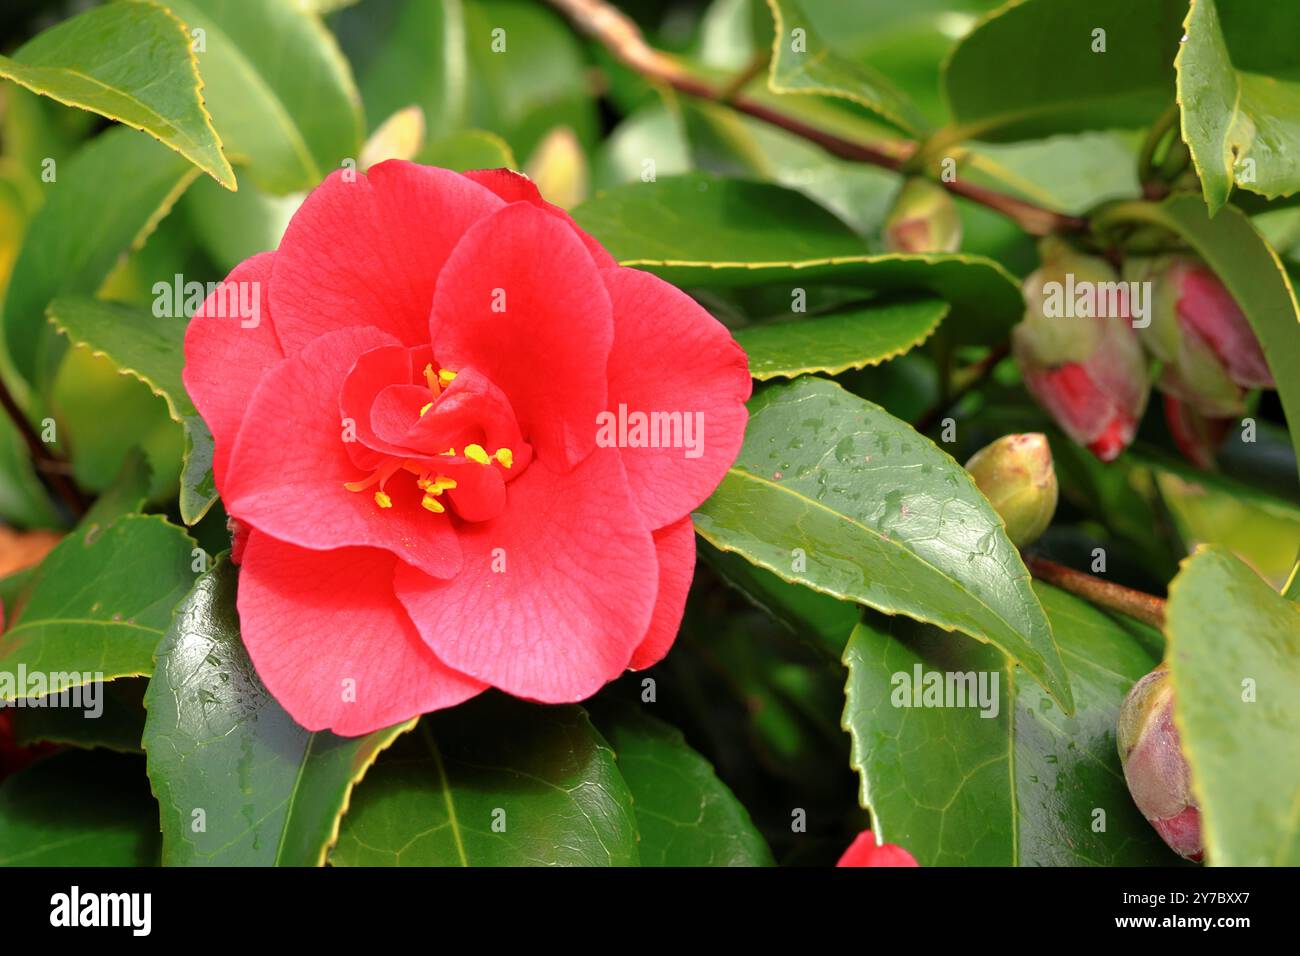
[
  {"x1": 420, "y1": 494, "x2": 446, "y2": 514},
  {"x1": 419, "y1": 401, "x2": 433, "y2": 417},
  {"x1": 416, "y1": 477, "x2": 432, "y2": 491},
  {"x1": 438, "y1": 369, "x2": 457, "y2": 386},
  {"x1": 429, "y1": 475, "x2": 457, "y2": 493},
  {"x1": 494, "y1": 448, "x2": 513, "y2": 469},
  {"x1": 374, "y1": 491, "x2": 392, "y2": 509},
  {"x1": 423, "y1": 363, "x2": 439, "y2": 394},
  {"x1": 464, "y1": 443, "x2": 491, "y2": 465},
  {"x1": 440, "y1": 448, "x2": 456, "y2": 457}
]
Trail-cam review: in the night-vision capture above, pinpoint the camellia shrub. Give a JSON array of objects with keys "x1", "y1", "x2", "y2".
[{"x1": 0, "y1": 0, "x2": 1296, "y2": 871}]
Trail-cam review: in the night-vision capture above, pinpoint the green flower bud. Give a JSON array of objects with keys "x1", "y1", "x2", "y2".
[
  {"x1": 883, "y1": 178, "x2": 961, "y2": 254},
  {"x1": 964, "y1": 433, "x2": 1058, "y2": 547}
]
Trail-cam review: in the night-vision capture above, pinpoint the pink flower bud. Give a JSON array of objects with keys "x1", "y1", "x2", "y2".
[
  {"x1": 1129, "y1": 257, "x2": 1272, "y2": 416},
  {"x1": 964, "y1": 433, "x2": 1058, "y2": 546},
  {"x1": 1117, "y1": 666, "x2": 1203, "y2": 862},
  {"x1": 883, "y1": 178, "x2": 961, "y2": 254},
  {"x1": 1162, "y1": 394, "x2": 1231, "y2": 469}
]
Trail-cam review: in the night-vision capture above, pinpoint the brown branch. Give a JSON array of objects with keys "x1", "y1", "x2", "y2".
[
  {"x1": 549, "y1": 0, "x2": 1085, "y2": 236},
  {"x1": 0, "y1": 377, "x2": 86, "y2": 518},
  {"x1": 1025, "y1": 555, "x2": 1166, "y2": 631}
]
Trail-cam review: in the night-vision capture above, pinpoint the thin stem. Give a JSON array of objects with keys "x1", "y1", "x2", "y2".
[
  {"x1": 913, "y1": 343, "x2": 1010, "y2": 434},
  {"x1": 1138, "y1": 103, "x2": 1180, "y2": 184},
  {"x1": 1025, "y1": 554, "x2": 1166, "y2": 630},
  {"x1": 548, "y1": 0, "x2": 1085, "y2": 236},
  {"x1": 0, "y1": 376, "x2": 85, "y2": 517}
]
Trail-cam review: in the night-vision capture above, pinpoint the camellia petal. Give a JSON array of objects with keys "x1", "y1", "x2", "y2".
[
  {"x1": 181, "y1": 253, "x2": 284, "y2": 490},
  {"x1": 223, "y1": 326, "x2": 463, "y2": 579},
  {"x1": 270, "y1": 161, "x2": 504, "y2": 352},
  {"x1": 432, "y1": 201, "x2": 613, "y2": 470},
  {"x1": 237, "y1": 533, "x2": 484, "y2": 735},
  {"x1": 628, "y1": 515, "x2": 696, "y2": 671},
  {"x1": 393, "y1": 447, "x2": 657, "y2": 702},
  {"x1": 602, "y1": 266, "x2": 751, "y2": 529}
]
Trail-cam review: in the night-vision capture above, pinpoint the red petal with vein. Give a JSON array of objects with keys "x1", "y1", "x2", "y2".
[
  {"x1": 270, "y1": 161, "x2": 503, "y2": 352},
  {"x1": 393, "y1": 448, "x2": 656, "y2": 702},
  {"x1": 628, "y1": 515, "x2": 696, "y2": 670},
  {"x1": 603, "y1": 267, "x2": 751, "y2": 528},
  {"x1": 182, "y1": 253, "x2": 284, "y2": 490},
  {"x1": 432, "y1": 201, "x2": 612, "y2": 469},
  {"x1": 223, "y1": 326, "x2": 462, "y2": 578},
  {"x1": 238, "y1": 533, "x2": 483, "y2": 735}
]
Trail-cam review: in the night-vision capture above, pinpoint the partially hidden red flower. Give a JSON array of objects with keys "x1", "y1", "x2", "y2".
[
  {"x1": 183, "y1": 163, "x2": 751, "y2": 735},
  {"x1": 836, "y1": 830, "x2": 920, "y2": 867}
]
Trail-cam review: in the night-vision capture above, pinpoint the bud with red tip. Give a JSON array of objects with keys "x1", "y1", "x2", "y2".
[
  {"x1": 1012, "y1": 240, "x2": 1150, "y2": 462},
  {"x1": 1127, "y1": 256, "x2": 1272, "y2": 417},
  {"x1": 1117, "y1": 665, "x2": 1203, "y2": 862},
  {"x1": 965, "y1": 433, "x2": 1058, "y2": 547},
  {"x1": 836, "y1": 830, "x2": 920, "y2": 867},
  {"x1": 883, "y1": 178, "x2": 961, "y2": 254},
  {"x1": 1162, "y1": 394, "x2": 1231, "y2": 469}
]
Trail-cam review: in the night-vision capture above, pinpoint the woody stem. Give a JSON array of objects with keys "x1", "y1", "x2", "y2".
[{"x1": 1024, "y1": 554, "x2": 1167, "y2": 630}]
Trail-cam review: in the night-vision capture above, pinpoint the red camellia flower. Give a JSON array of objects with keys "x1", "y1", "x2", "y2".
[
  {"x1": 836, "y1": 830, "x2": 920, "y2": 867},
  {"x1": 183, "y1": 163, "x2": 751, "y2": 736}
]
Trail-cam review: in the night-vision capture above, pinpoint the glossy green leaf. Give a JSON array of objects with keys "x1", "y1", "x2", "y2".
[
  {"x1": 0, "y1": 515, "x2": 197, "y2": 701},
  {"x1": 591, "y1": 702, "x2": 773, "y2": 867},
  {"x1": 182, "y1": 173, "x2": 301, "y2": 272},
  {"x1": 1165, "y1": 546, "x2": 1300, "y2": 866},
  {"x1": 737, "y1": 298, "x2": 948, "y2": 380},
  {"x1": 0, "y1": 0, "x2": 234, "y2": 188},
  {"x1": 360, "y1": 0, "x2": 467, "y2": 140},
  {"x1": 2, "y1": 126, "x2": 200, "y2": 388},
  {"x1": 1178, "y1": 0, "x2": 1300, "y2": 213},
  {"x1": 573, "y1": 173, "x2": 866, "y2": 263},
  {"x1": 167, "y1": 0, "x2": 364, "y2": 194},
  {"x1": 48, "y1": 296, "x2": 216, "y2": 524},
  {"x1": 940, "y1": 0, "x2": 1185, "y2": 145},
  {"x1": 415, "y1": 129, "x2": 517, "y2": 172},
  {"x1": 765, "y1": 0, "x2": 929, "y2": 136},
  {"x1": 142, "y1": 558, "x2": 415, "y2": 866},
  {"x1": 1096, "y1": 195, "x2": 1300, "y2": 464},
  {"x1": 0, "y1": 751, "x2": 160, "y2": 866},
  {"x1": 694, "y1": 376, "x2": 1071, "y2": 708},
  {"x1": 332, "y1": 696, "x2": 640, "y2": 866},
  {"x1": 844, "y1": 583, "x2": 1173, "y2": 865}
]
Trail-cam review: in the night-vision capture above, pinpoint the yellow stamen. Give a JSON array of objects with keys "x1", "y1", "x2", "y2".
[
  {"x1": 438, "y1": 368, "x2": 457, "y2": 386},
  {"x1": 464, "y1": 443, "x2": 491, "y2": 465},
  {"x1": 423, "y1": 363, "x2": 440, "y2": 395},
  {"x1": 494, "y1": 448, "x2": 513, "y2": 469},
  {"x1": 440, "y1": 448, "x2": 456, "y2": 457},
  {"x1": 419, "y1": 401, "x2": 433, "y2": 417},
  {"x1": 374, "y1": 491, "x2": 392, "y2": 509},
  {"x1": 421, "y1": 494, "x2": 446, "y2": 514},
  {"x1": 428, "y1": 475, "x2": 457, "y2": 493}
]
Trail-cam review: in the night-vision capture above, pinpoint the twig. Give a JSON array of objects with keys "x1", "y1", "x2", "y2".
[
  {"x1": 549, "y1": 0, "x2": 1086, "y2": 236},
  {"x1": 1025, "y1": 554, "x2": 1166, "y2": 630},
  {"x1": 0, "y1": 376, "x2": 86, "y2": 517}
]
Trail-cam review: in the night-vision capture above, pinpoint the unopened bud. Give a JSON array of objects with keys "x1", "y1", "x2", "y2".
[
  {"x1": 1162, "y1": 394, "x2": 1230, "y2": 469},
  {"x1": 1117, "y1": 666, "x2": 1203, "y2": 862},
  {"x1": 1013, "y1": 241, "x2": 1150, "y2": 462},
  {"x1": 964, "y1": 433, "x2": 1058, "y2": 547},
  {"x1": 1128, "y1": 256, "x2": 1272, "y2": 417},
  {"x1": 883, "y1": 178, "x2": 961, "y2": 254}
]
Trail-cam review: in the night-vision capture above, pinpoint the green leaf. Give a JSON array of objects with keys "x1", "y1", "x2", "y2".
[
  {"x1": 694, "y1": 376, "x2": 1072, "y2": 708},
  {"x1": 590, "y1": 702, "x2": 773, "y2": 867},
  {"x1": 48, "y1": 295, "x2": 216, "y2": 524},
  {"x1": 0, "y1": 751, "x2": 160, "y2": 866},
  {"x1": 332, "y1": 695, "x2": 640, "y2": 866},
  {"x1": 167, "y1": 0, "x2": 364, "y2": 194},
  {"x1": 142, "y1": 558, "x2": 415, "y2": 866},
  {"x1": 1178, "y1": 0, "x2": 1300, "y2": 213},
  {"x1": 1096, "y1": 195, "x2": 1300, "y2": 465},
  {"x1": 737, "y1": 298, "x2": 948, "y2": 380},
  {"x1": 0, "y1": 515, "x2": 197, "y2": 702},
  {"x1": 416, "y1": 129, "x2": 517, "y2": 172},
  {"x1": 843, "y1": 583, "x2": 1173, "y2": 865},
  {"x1": 1165, "y1": 546, "x2": 1300, "y2": 866},
  {"x1": 764, "y1": 0, "x2": 930, "y2": 136},
  {"x1": 619, "y1": 256, "x2": 1020, "y2": 347},
  {"x1": 574, "y1": 174, "x2": 865, "y2": 263},
  {"x1": 11, "y1": 678, "x2": 147, "y2": 754},
  {"x1": 182, "y1": 172, "x2": 301, "y2": 272},
  {"x1": 2, "y1": 126, "x2": 201, "y2": 388},
  {"x1": 360, "y1": 0, "x2": 467, "y2": 140},
  {"x1": 0, "y1": 0, "x2": 234, "y2": 189},
  {"x1": 939, "y1": 0, "x2": 1185, "y2": 145}
]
